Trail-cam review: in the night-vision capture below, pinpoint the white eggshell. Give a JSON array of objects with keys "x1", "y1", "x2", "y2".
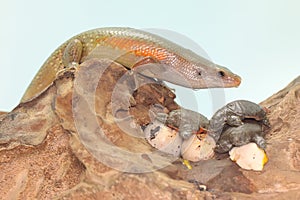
[
  {"x1": 144, "y1": 121, "x2": 183, "y2": 157},
  {"x1": 229, "y1": 142, "x2": 268, "y2": 171},
  {"x1": 181, "y1": 134, "x2": 216, "y2": 162}
]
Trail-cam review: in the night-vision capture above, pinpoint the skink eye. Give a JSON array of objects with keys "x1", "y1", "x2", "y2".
[
  {"x1": 218, "y1": 70, "x2": 225, "y2": 77},
  {"x1": 198, "y1": 71, "x2": 202, "y2": 76}
]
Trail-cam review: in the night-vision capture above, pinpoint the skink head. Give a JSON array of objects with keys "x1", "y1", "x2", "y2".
[
  {"x1": 214, "y1": 65, "x2": 241, "y2": 88},
  {"x1": 140, "y1": 60, "x2": 242, "y2": 89},
  {"x1": 185, "y1": 62, "x2": 241, "y2": 89},
  {"x1": 153, "y1": 46, "x2": 242, "y2": 89}
]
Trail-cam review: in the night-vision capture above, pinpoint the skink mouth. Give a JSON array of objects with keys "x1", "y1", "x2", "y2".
[
  {"x1": 216, "y1": 66, "x2": 241, "y2": 88},
  {"x1": 230, "y1": 74, "x2": 242, "y2": 87},
  {"x1": 217, "y1": 72, "x2": 241, "y2": 88}
]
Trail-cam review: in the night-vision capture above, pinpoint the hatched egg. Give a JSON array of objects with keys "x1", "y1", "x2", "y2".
[
  {"x1": 144, "y1": 120, "x2": 183, "y2": 157},
  {"x1": 181, "y1": 134, "x2": 216, "y2": 162},
  {"x1": 229, "y1": 142, "x2": 268, "y2": 171}
]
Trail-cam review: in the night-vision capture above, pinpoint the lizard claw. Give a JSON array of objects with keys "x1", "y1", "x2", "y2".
[{"x1": 56, "y1": 66, "x2": 77, "y2": 79}]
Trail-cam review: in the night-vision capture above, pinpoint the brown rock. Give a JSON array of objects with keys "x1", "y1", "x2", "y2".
[
  {"x1": 0, "y1": 111, "x2": 7, "y2": 116},
  {"x1": 0, "y1": 59, "x2": 299, "y2": 200}
]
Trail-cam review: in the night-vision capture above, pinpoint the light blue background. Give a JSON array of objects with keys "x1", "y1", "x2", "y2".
[{"x1": 0, "y1": 0, "x2": 299, "y2": 117}]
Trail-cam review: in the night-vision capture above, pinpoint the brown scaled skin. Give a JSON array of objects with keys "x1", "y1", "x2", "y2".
[{"x1": 21, "y1": 27, "x2": 241, "y2": 103}]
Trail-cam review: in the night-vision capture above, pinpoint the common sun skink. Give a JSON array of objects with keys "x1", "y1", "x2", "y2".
[{"x1": 21, "y1": 27, "x2": 241, "y2": 103}]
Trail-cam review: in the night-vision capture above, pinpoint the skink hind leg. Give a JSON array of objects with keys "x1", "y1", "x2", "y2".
[
  {"x1": 56, "y1": 39, "x2": 83, "y2": 77},
  {"x1": 20, "y1": 39, "x2": 83, "y2": 103},
  {"x1": 62, "y1": 39, "x2": 83, "y2": 68}
]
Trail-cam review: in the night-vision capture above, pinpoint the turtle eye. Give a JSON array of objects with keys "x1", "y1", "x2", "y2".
[{"x1": 227, "y1": 103, "x2": 235, "y2": 110}]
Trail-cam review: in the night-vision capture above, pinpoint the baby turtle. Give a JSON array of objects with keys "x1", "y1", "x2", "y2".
[
  {"x1": 144, "y1": 108, "x2": 215, "y2": 162},
  {"x1": 155, "y1": 108, "x2": 209, "y2": 140},
  {"x1": 208, "y1": 100, "x2": 270, "y2": 142},
  {"x1": 214, "y1": 122, "x2": 267, "y2": 153}
]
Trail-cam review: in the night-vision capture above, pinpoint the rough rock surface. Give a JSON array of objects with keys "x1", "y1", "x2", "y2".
[{"x1": 0, "y1": 59, "x2": 299, "y2": 199}]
